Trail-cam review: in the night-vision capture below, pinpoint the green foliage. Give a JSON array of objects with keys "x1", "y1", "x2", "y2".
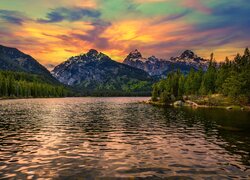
[
  {"x1": 184, "y1": 68, "x2": 203, "y2": 95},
  {"x1": 0, "y1": 71, "x2": 67, "y2": 98},
  {"x1": 159, "y1": 91, "x2": 172, "y2": 104},
  {"x1": 151, "y1": 70, "x2": 183, "y2": 103},
  {"x1": 152, "y1": 48, "x2": 250, "y2": 105},
  {"x1": 199, "y1": 61, "x2": 217, "y2": 94},
  {"x1": 151, "y1": 84, "x2": 159, "y2": 101}
]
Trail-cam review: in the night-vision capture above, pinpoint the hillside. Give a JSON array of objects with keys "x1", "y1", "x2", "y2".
[{"x1": 0, "y1": 44, "x2": 58, "y2": 84}]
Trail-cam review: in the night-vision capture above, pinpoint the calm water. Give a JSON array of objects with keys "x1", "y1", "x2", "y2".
[{"x1": 0, "y1": 97, "x2": 250, "y2": 179}]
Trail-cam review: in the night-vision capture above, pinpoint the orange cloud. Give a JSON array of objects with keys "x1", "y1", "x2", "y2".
[
  {"x1": 1, "y1": 0, "x2": 248, "y2": 67},
  {"x1": 2, "y1": 20, "x2": 97, "y2": 65}
]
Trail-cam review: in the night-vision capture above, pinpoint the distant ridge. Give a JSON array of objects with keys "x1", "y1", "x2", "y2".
[{"x1": 123, "y1": 49, "x2": 209, "y2": 76}]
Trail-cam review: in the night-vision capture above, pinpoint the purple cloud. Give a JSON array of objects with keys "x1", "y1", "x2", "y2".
[{"x1": 0, "y1": 10, "x2": 29, "y2": 25}]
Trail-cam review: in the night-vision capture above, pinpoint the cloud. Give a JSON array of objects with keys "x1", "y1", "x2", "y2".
[
  {"x1": 37, "y1": 7, "x2": 101, "y2": 23},
  {"x1": 192, "y1": 3, "x2": 250, "y2": 42},
  {"x1": 180, "y1": 0, "x2": 212, "y2": 14},
  {"x1": 42, "y1": 19, "x2": 112, "y2": 49},
  {"x1": 0, "y1": 10, "x2": 29, "y2": 25},
  {"x1": 1, "y1": 0, "x2": 250, "y2": 64},
  {"x1": 213, "y1": 4, "x2": 250, "y2": 30},
  {"x1": 151, "y1": 10, "x2": 190, "y2": 25},
  {"x1": 71, "y1": 20, "x2": 112, "y2": 49},
  {"x1": 96, "y1": 0, "x2": 139, "y2": 21}
]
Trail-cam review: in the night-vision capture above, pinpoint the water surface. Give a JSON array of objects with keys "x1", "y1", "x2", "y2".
[{"x1": 0, "y1": 97, "x2": 250, "y2": 179}]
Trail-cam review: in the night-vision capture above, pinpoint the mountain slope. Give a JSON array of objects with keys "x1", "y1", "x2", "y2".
[
  {"x1": 0, "y1": 44, "x2": 58, "y2": 84},
  {"x1": 52, "y1": 49, "x2": 153, "y2": 95},
  {"x1": 123, "y1": 49, "x2": 209, "y2": 76}
]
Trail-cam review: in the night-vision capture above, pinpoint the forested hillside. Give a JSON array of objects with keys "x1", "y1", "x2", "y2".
[
  {"x1": 0, "y1": 45, "x2": 58, "y2": 84},
  {"x1": 0, "y1": 71, "x2": 67, "y2": 98},
  {"x1": 152, "y1": 48, "x2": 250, "y2": 105}
]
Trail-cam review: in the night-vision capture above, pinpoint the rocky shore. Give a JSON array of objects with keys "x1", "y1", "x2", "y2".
[{"x1": 144, "y1": 99, "x2": 250, "y2": 111}]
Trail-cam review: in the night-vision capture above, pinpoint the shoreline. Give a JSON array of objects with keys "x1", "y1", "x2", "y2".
[
  {"x1": 0, "y1": 96, "x2": 151, "y2": 101},
  {"x1": 144, "y1": 99, "x2": 250, "y2": 111},
  {"x1": 1, "y1": 97, "x2": 249, "y2": 111}
]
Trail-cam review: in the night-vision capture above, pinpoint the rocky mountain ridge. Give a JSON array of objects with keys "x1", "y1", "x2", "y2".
[
  {"x1": 123, "y1": 49, "x2": 209, "y2": 76},
  {"x1": 51, "y1": 49, "x2": 153, "y2": 94},
  {"x1": 0, "y1": 44, "x2": 211, "y2": 95}
]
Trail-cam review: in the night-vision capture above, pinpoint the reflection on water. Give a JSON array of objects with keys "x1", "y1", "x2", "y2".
[{"x1": 0, "y1": 97, "x2": 249, "y2": 179}]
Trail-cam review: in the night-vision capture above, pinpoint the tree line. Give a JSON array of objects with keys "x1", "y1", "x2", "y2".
[
  {"x1": 152, "y1": 48, "x2": 250, "y2": 105},
  {"x1": 0, "y1": 71, "x2": 67, "y2": 98}
]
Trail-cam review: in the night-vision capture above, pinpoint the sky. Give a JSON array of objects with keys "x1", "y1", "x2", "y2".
[{"x1": 0, "y1": 0, "x2": 250, "y2": 67}]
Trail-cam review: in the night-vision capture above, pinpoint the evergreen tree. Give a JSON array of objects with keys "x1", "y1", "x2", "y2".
[
  {"x1": 0, "y1": 71, "x2": 67, "y2": 98},
  {"x1": 151, "y1": 48, "x2": 250, "y2": 105}
]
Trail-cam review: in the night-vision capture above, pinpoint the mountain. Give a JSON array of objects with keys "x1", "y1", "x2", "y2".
[
  {"x1": 52, "y1": 49, "x2": 153, "y2": 95},
  {"x1": 0, "y1": 44, "x2": 58, "y2": 83},
  {"x1": 169, "y1": 50, "x2": 209, "y2": 70},
  {"x1": 123, "y1": 49, "x2": 209, "y2": 76}
]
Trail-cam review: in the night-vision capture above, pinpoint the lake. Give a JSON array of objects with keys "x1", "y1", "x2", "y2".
[{"x1": 0, "y1": 97, "x2": 249, "y2": 179}]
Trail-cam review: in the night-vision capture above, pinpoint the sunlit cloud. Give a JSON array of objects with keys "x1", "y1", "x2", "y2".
[{"x1": 0, "y1": 0, "x2": 249, "y2": 66}]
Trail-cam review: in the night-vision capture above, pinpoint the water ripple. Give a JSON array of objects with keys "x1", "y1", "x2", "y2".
[{"x1": 0, "y1": 97, "x2": 250, "y2": 179}]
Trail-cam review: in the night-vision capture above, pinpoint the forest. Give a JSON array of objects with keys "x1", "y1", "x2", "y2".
[
  {"x1": 1, "y1": 48, "x2": 249, "y2": 100},
  {"x1": 0, "y1": 71, "x2": 67, "y2": 98},
  {"x1": 152, "y1": 48, "x2": 250, "y2": 105}
]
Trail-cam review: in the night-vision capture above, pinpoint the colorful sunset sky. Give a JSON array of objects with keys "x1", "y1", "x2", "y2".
[{"x1": 0, "y1": 0, "x2": 249, "y2": 67}]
